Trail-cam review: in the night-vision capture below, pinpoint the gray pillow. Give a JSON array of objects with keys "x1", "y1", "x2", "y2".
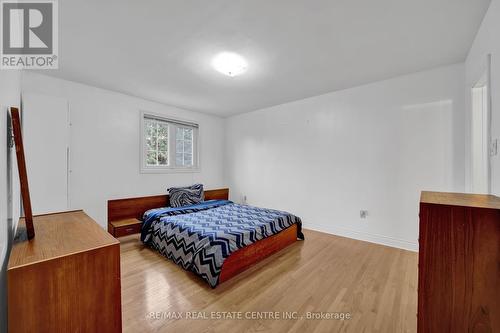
[{"x1": 167, "y1": 184, "x2": 204, "y2": 208}]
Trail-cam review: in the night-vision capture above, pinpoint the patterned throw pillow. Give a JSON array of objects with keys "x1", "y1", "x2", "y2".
[{"x1": 167, "y1": 184, "x2": 205, "y2": 208}]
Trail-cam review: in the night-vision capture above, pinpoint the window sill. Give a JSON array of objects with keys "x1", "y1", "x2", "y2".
[{"x1": 140, "y1": 167, "x2": 201, "y2": 174}]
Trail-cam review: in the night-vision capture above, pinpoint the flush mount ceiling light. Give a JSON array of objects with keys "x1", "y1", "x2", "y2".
[{"x1": 212, "y1": 52, "x2": 248, "y2": 77}]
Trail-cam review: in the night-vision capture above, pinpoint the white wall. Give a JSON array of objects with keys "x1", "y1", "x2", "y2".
[
  {"x1": 465, "y1": 0, "x2": 500, "y2": 196},
  {"x1": 21, "y1": 72, "x2": 226, "y2": 227},
  {"x1": 0, "y1": 70, "x2": 22, "y2": 333},
  {"x1": 226, "y1": 64, "x2": 466, "y2": 251},
  {"x1": 17, "y1": 63, "x2": 468, "y2": 253}
]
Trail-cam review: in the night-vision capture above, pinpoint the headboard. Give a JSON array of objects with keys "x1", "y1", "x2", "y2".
[{"x1": 107, "y1": 188, "x2": 229, "y2": 222}]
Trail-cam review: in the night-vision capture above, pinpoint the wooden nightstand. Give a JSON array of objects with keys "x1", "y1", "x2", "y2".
[{"x1": 108, "y1": 218, "x2": 142, "y2": 237}]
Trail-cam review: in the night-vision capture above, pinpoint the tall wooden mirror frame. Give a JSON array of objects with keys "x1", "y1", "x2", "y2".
[{"x1": 10, "y1": 107, "x2": 35, "y2": 239}]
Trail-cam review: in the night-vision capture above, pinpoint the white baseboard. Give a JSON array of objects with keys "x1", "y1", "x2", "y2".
[{"x1": 304, "y1": 224, "x2": 418, "y2": 252}]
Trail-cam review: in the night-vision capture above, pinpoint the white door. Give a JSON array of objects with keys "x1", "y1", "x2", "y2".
[
  {"x1": 471, "y1": 58, "x2": 491, "y2": 194},
  {"x1": 23, "y1": 93, "x2": 70, "y2": 214}
]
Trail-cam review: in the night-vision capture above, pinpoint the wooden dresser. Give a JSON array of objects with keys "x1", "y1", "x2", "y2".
[
  {"x1": 418, "y1": 191, "x2": 500, "y2": 333},
  {"x1": 8, "y1": 210, "x2": 122, "y2": 333}
]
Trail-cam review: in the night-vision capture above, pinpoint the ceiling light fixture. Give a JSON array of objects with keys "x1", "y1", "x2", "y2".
[{"x1": 212, "y1": 52, "x2": 248, "y2": 77}]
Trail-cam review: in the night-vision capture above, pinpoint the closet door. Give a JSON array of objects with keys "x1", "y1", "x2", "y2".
[{"x1": 23, "y1": 93, "x2": 70, "y2": 214}]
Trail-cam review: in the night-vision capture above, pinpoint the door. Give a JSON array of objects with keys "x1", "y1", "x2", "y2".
[
  {"x1": 471, "y1": 56, "x2": 491, "y2": 194},
  {"x1": 23, "y1": 93, "x2": 70, "y2": 214}
]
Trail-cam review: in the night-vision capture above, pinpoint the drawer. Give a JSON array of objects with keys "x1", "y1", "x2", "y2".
[{"x1": 114, "y1": 223, "x2": 142, "y2": 237}]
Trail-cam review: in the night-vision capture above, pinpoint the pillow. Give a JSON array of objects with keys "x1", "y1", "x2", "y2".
[{"x1": 167, "y1": 184, "x2": 204, "y2": 208}]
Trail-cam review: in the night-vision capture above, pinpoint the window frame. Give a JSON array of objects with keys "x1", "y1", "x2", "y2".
[{"x1": 140, "y1": 111, "x2": 200, "y2": 173}]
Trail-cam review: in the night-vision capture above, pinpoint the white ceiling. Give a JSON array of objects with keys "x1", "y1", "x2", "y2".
[{"x1": 45, "y1": 0, "x2": 491, "y2": 117}]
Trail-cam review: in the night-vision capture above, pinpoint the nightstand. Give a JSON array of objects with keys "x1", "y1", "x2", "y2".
[{"x1": 108, "y1": 218, "x2": 142, "y2": 237}]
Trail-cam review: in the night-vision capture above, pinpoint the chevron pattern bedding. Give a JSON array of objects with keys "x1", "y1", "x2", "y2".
[{"x1": 141, "y1": 200, "x2": 304, "y2": 287}]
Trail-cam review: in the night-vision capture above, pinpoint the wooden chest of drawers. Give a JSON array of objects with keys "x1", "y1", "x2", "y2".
[
  {"x1": 8, "y1": 210, "x2": 122, "y2": 333},
  {"x1": 418, "y1": 192, "x2": 500, "y2": 333}
]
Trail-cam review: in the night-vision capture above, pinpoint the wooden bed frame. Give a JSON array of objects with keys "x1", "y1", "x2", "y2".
[{"x1": 107, "y1": 188, "x2": 298, "y2": 284}]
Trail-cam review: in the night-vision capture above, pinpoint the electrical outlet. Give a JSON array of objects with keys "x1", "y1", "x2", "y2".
[{"x1": 360, "y1": 210, "x2": 368, "y2": 219}]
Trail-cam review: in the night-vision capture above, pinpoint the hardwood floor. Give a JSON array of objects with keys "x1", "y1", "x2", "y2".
[{"x1": 120, "y1": 229, "x2": 417, "y2": 333}]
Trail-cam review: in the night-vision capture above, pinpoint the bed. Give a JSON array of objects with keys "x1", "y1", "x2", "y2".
[{"x1": 107, "y1": 188, "x2": 304, "y2": 287}]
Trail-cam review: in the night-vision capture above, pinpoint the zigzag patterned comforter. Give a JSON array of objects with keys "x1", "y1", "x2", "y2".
[{"x1": 141, "y1": 200, "x2": 304, "y2": 287}]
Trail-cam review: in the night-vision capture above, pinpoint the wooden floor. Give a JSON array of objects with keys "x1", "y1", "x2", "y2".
[{"x1": 120, "y1": 229, "x2": 418, "y2": 333}]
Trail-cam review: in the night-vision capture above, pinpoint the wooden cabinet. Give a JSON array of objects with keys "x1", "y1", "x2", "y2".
[
  {"x1": 418, "y1": 191, "x2": 500, "y2": 333},
  {"x1": 8, "y1": 210, "x2": 122, "y2": 333}
]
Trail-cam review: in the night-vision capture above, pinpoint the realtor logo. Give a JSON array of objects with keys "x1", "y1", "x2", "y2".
[{"x1": 1, "y1": 0, "x2": 58, "y2": 69}]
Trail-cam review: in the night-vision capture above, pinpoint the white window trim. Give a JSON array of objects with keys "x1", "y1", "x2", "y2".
[{"x1": 140, "y1": 111, "x2": 201, "y2": 174}]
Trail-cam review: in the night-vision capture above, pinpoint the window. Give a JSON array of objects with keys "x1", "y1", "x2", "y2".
[
  {"x1": 144, "y1": 118, "x2": 169, "y2": 166},
  {"x1": 141, "y1": 113, "x2": 199, "y2": 172},
  {"x1": 176, "y1": 127, "x2": 193, "y2": 167}
]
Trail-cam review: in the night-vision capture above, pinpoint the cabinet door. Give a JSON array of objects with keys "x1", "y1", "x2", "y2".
[{"x1": 23, "y1": 93, "x2": 70, "y2": 214}]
